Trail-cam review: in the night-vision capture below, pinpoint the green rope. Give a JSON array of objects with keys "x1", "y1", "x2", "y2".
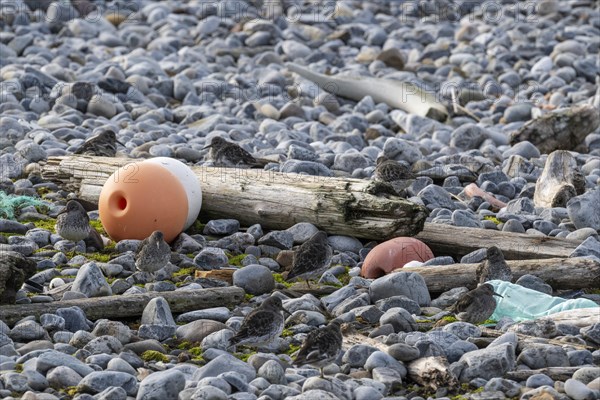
[{"x1": 0, "y1": 191, "x2": 47, "y2": 220}]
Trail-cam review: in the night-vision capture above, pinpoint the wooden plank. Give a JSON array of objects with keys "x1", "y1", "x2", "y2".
[{"x1": 0, "y1": 287, "x2": 244, "y2": 327}]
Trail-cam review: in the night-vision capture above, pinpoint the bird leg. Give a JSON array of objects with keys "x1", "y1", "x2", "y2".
[
  {"x1": 305, "y1": 279, "x2": 311, "y2": 289},
  {"x1": 320, "y1": 367, "x2": 324, "y2": 379}
]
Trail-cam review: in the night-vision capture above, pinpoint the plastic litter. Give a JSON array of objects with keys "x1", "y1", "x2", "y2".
[
  {"x1": 0, "y1": 192, "x2": 46, "y2": 219},
  {"x1": 487, "y1": 279, "x2": 599, "y2": 322}
]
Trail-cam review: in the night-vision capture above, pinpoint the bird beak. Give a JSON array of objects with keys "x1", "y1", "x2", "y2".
[
  {"x1": 202, "y1": 144, "x2": 212, "y2": 150},
  {"x1": 493, "y1": 291, "x2": 503, "y2": 298},
  {"x1": 116, "y1": 140, "x2": 125, "y2": 147},
  {"x1": 56, "y1": 207, "x2": 68, "y2": 216}
]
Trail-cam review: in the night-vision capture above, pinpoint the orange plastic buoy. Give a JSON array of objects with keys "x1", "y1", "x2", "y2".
[
  {"x1": 98, "y1": 159, "x2": 198, "y2": 243},
  {"x1": 361, "y1": 237, "x2": 434, "y2": 279}
]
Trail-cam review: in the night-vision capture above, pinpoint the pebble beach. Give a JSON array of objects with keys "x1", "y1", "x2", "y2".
[{"x1": 1, "y1": 1, "x2": 600, "y2": 400}]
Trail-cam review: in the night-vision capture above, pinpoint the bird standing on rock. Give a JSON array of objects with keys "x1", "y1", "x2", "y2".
[
  {"x1": 373, "y1": 156, "x2": 416, "y2": 195},
  {"x1": 293, "y1": 319, "x2": 343, "y2": 378},
  {"x1": 286, "y1": 231, "x2": 333, "y2": 286},
  {"x1": 228, "y1": 296, "x2": 287, "y2": 349},
  {"x1": 476, "y1": 246, "x2": 513, "y2": 283},
  {"x1": 203, "y1": 136, "x2": 268, "y2": 168},
  {"x1": 448, "y1": 283, "x2": 502, "y2": 324},
  {"x1": 55, "y1": 200, "x2": 91, "y2": 242},
  {"x1": 74, "y1": 128, "x2": 124, "y2": 157},
  {"x1": 135, "y1": 231, "x2": 171, "y2": 274}
]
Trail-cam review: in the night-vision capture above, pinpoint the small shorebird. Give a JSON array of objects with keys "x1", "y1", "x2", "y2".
[
  {"x1": 228, "y1": 296, "x2": 287, "y2": 349},
  {"x1": 476, "y1": 246, "x2": 513, "y2": 283},
  {"x1": 449, "y1": 283, "x2": 502, "y2": 324},
  {"x1": 373, "y1": 156, "x2": 416, "y2": 195},
  {"x1": 203, "y1": 136, "x2": 268, "y2": 168},
  {"x1": 135, "y1": 231, "x2": 171, "y2": 274},
  {"x1": 55, "y1": 200, "x2": 91, "y2": 242},
  {"x1": 74, "y1": 128, "x2": 124, "y2": 157},
  {"x1": 286, "y1": 231, "x2": 333, "y2": 286},
  {"x1": 374, "y1": 156, "x2": 415, "y2": 182},
  {"x1": 293, "y1": 319, "x2": 343, "y2": 378}
]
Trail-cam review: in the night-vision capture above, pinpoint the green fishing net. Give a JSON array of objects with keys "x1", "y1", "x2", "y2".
[{"x1": 0, "y1": 191, "x2": 47, "y2": 220}]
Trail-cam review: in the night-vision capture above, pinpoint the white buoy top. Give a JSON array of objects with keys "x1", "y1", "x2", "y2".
[{"x1": 145, "y1": 157, "x2": 202, "y2": 230}]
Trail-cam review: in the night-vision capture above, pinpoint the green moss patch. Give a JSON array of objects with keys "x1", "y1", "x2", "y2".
[
  {"x1": 141, "y1": 350, "x2": 169, "y2": 363},
  {"x1": 185, "y1": 220, "x2": 206, "y2": 235},
  {"x1": 285, "y1": 343, "x2": 301, "y2": 356},
  {"x1": 442, "y1": 315, "x2": 458, "y2": 323},
  {"x1": 233, "y1": 351, "x2": 255, "y2": 362},
  {"x1": 173, "y1": 267, "x2": 196, "y2": 278},
  {"x1": 483, "y1": 215, "x2": 501, "y2": 225},
  {"x1": 32, "y1": 218, "x2": 57, "y2": 232},
  {"x1": 0, "y1": 232, "x2": 23, "y2": 238},
  {"x1": 228, "y1": 253, "x2": 246, "y2": 267},
  {"x1": 273, "y1": 273, "x2": 292, "y2": 288},
  {"x1": 281, "y1": 328, "x2": 293, "y2": 337}
]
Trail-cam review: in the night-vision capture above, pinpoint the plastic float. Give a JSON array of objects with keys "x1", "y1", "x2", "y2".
[
  {"x1": 361, "y1": 237, "x2": 434, "y2": 278},
  {"x1": 98, "y1": 157, "x2": 202, "y2": 243}
]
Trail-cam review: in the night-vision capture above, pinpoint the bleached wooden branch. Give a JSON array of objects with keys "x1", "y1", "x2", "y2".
[
  {"x1": 286, "y1": 62, "x2": 449, "y2": 122},
  {"x1": 41, "y1": 156, "x2": 429, "y2": 240},
  {"x1": 0, "y1": 287, "x2": 244, "y2": 326},
  {"x1": 404, "y1": 257, "x2": 600, "y2": 293}
]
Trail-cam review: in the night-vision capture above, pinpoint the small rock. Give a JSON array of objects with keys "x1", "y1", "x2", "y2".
[
  {"x1": 204, "y1": 220, "x2": 240, "y2": 236},
  {"x1": 564, "y1": 378, "x2": 597, "y2": 400}
]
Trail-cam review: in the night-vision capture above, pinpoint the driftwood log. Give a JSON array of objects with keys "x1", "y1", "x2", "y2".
[
  {"x1": 415, "y1": 224, "x2": 582, "y2": 260},
  {"x1": 286, "y1": 62, "x2": 449, "y2": 122},
  {"x1": 0, "y1": 251, "x2": 36, "y2": 305},
  {"x1": 480, "y1": 327, "x2": 597, "y2": 351},
  {"x1": 41, "y1": 155, "x2": 428, "y2": 240},
  {"x1": 0, "y1": 287, "x2": 244, "y2": 326},
  {"x1": 505, "y1": 367, "x2": 594, "y2": 382},
  {"x1": 509, "y1": 104, "x2": 600, "y2": 154},
  {"x1": 530, "y1": 307, "x2": 600, "y2": 327},
  {"x1": 404, "y1": 257, "x2": 600, "y2": 293},
  {"x1": 407, "y1": 357, "x2": 458, "y2": 391},
  {"x1": 40, "y1": 156, "x2": 585, "y2": 260},
  {"x1": 534, "y1": 150, "x2": 585, "y2": 208}
]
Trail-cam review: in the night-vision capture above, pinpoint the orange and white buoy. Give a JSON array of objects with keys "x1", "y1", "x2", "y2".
[{"x1": 98, "y1": 157, "x2": 202, "y2": 243}]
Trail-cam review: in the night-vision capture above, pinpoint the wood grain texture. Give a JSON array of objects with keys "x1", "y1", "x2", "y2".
[
  {"x1": 41, "y1": 155, "x2": 429, "y2": 240},
  {"x1": 0, "y1": 287, "x2": 244, "y2": 326},
  {"x1": 404, "y1": 257, "x2": 600, "y2": 293}
]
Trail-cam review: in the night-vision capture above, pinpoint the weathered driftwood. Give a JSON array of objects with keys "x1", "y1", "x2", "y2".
[
  {"x1": 533, "y1": 307, "x2": 600, "y2": 327},
  {"x1": 195, "y1": 269, "x2": 235, "y2": 284},
  {"x1": 534, "y1": 150, "x2": 585, "y2": 208},
  {"x1": 480, "y1": 327, "x2": 597, "y2": 351},
  {"x1": 0, "y1": 251, "x2": 36, "y2": 305},
  {"x1": 286, "y1": 62, "x2": 449, "y2": 122},
  {"x1": 341, "y1": 328, "x2": 389, "y2": 353},
  {"x1": 0, "y1": 287, "x2": 244, "y2": 326},
  {"x1": 505, "y1": 367, "x2": 594, "y2": 382},
  {"x1": 509, "y1": 104, "x2": 600, "y2": 154},
  {"x1": 407, "y1": 357, "x2": 458, "y2": 390},
  {"x1": 40, "y1": 156, "x2": 429, "y2": 240},
  {"x1": 415, "y1": 224, "x2": 582, "y2": 260},
  {"x1": 41, "y1": 156, "x2": 587, "y2": 259},
  {"x1": 404, "y1": 257, "x2": 599, "y2": 293}
]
